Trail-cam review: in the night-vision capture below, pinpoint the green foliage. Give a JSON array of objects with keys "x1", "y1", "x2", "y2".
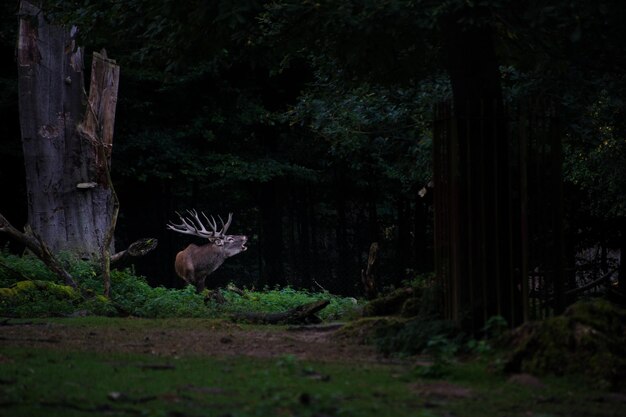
[
  {"x1": 374, "y1": 318, "x2": 463, "y2": 357},
  {"x1": 414, "y1": 334, "x2": 460, "y2": 378},
  {"x1": 482, "y1": 315, "x2": 508, "y2": 339},
  {"x1": 0, "y1": 251, "x2": 357, "y2": 320},
  {"x1": 285, "y1": 73, "x2": 445, "y2": 192},
  {"x1": 214, "y1": 286, "x2": 357, "y2": 321},
  {"x1": 564, "y1": 89, "x2": 626, "y2": 218}
]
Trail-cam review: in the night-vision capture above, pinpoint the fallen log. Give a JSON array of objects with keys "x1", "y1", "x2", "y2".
[{"x1": 232, "y1": 300, "x2": 330, "y2": 325}]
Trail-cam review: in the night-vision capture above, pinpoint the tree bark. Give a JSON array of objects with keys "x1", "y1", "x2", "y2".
[
  {"x1": 438, "y1": 8, "x2": 521, "y2": 331},
  {"x1": 78, "y1": 49, "x2": 120, "y2": 297},
  {"x1": 17, "y1": 1, "x2": 117, "y2": 259}
]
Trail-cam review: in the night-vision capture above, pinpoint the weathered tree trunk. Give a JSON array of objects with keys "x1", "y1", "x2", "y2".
[
  {"x1": 17, "y1": 1, "x2": 117, "y2": 259},
  {"x1": 78, "y1": 50, "x2": 120, "y2": 297}
]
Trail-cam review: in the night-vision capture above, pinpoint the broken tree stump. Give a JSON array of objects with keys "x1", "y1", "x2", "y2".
[{"x1": 361, "y1": 242, "x2": 379, "y2": 300}]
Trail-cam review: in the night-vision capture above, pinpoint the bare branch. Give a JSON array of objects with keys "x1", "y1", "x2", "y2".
[{"x1": 0, "y1": 212, "x2": 77, "y2": 288}]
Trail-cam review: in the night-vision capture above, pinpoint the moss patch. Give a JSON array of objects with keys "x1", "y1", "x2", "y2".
[
  {"x1": 334, "y1": 316, "x2": 408, "y2": 344},
  {"x1": 362, "y1": 287, "x2": 419, "y2": 317},
  {"x1": 503, "y1": 298, "x2": 626, "y2": 389}
]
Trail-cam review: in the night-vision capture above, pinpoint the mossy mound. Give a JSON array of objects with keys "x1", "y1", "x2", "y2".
[
  {"x1": 503, "y1": 298, "x2": 626, "y2": 389},
  {"x1": 362, "y1": 287, "x2": 419, "y2": 317},
  {"x1": 334, "y1": 317, "x2": 408, "y2": 344},
  {"x1": 0, "y1": 280, "x2": 116, "y2": 317},
  {"x1": 2, "y1": 280, "x2": 79, "y2": 300}
]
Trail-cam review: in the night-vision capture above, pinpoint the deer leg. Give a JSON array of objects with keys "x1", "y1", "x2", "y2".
[{"x1": 194, "y1": 279, "x2": 206, "y2": 293}]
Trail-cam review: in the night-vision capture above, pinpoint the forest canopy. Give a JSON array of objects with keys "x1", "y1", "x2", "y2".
[{"x1": 0, "y1": 0, "x2": 624, "y2": 300}]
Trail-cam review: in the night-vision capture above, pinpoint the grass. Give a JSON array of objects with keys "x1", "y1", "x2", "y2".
[
  {"x1": 0, "y1": 347, "x2": 415, "y2": 417},
  {"x1": 1, "y1": 252, "x2": 625, "y2": 416},
  {"x1": 1, "y1": 339, "x2": 624, "y2": 417}
]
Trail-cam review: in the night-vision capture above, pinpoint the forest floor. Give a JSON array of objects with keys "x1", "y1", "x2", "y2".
[
  {"x1": 1, "y1": 317, "x2": 626, "y2": 417},
  {"x1": 0, "y1": 317, "x2": 380, "y2": 362}
]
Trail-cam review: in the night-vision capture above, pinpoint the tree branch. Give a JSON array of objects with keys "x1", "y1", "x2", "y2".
[{"x1": 0, "y1": 213, "x2": 77, "y2": 288}]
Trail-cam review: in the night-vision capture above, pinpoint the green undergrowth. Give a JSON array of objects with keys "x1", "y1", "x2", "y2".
[
  {"x1": 1, "y1": 345, "x2": 623, "y2": 417},
  {"x1": 0, "y1": 251, "x2": 357, "y2": 320}
]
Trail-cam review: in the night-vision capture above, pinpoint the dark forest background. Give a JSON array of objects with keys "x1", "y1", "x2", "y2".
[{"x1": 1, "y1": 0, "x2": 624, "y2": 297}]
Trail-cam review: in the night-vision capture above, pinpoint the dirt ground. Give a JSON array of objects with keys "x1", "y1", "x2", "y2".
[{"x1": 0, "y1": 319, "x2": 386, "y2": 363}]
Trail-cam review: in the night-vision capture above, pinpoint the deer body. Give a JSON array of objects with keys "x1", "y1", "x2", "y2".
[{"x1": 168, "y1": 211, "x2": 247, "y2": 292}]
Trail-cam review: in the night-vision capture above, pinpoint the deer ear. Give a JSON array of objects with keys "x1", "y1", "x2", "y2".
[{"x1": 214, "y1": 239, "x2": 224, "y2": 246}]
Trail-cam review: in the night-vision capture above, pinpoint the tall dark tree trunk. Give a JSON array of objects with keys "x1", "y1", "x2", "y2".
[
  {"x1": 297, "y1": 187, "x2": 312, "y2": 288},
  {"x1": 17, "y1": 1, "x2": 116, "y2": 258},
  {"x1": 308, "y1": 187, "x2": 320, "y2": 280},
  {"x1": 619, "y1": 224, "x2": 626, "y2": 296},
  {"x1": 438, "y1": 10, "x2": 521, "y2": 331},
  {"x1": 367, "y1": 193, "x2": 379, "y2": 244},
  {"x1": 414, "y1": 191, "x2": 430, "y2": 272},
  {"x1": 334, "y1": 170, "x2": 350, "y2": 283}
]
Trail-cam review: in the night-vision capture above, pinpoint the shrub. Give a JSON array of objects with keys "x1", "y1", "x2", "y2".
[
  {"x1": 215, "y1": 286, "x2": 357, "y2": 321},
  {"x1": 374, "y1": 318, "x2": 463, "y2": 356},
  {"x1": 0, "y1": 251, "x2": 359, "y2": 320}
]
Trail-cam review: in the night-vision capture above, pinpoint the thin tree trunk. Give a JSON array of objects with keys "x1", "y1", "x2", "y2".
[
  {"x1": 334, "y1": 170, "x2": 349, "y2": 282},
  {"x1": 298, "y1": 187, "x2": 312, "y2": 288},
  {"x1": 258, "y1": 180, "x2": 285, "y2": 287},
  {"x1": 396, "y1": 196, "x2": 411, "y2": 284},
  {"x1": 614, "y1": 112, "x2": 626, "y2": 297},
  {"x1": 414, "y1": 190, "x2": 431, "y2": 272}
]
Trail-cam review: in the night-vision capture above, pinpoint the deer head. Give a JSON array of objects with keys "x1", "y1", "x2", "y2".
[{"x1": 167, "y1": 210, "x2": 248, "y2": 292}]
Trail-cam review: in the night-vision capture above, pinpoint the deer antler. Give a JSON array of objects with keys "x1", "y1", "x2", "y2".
[
  {"x1": 167, "y1": 211, "x2": 235, "y2": 240},
  {"x1": 167, "y1": 209, "x2": 217, "y2": 239},
  {"x1": 218, "y1": 213, "x2": 233, "y2": 237}
]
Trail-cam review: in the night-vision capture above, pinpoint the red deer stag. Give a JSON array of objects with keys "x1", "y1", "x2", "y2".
[{"x1": 167, "y1": 210, "x2": 248, "y2": 292}]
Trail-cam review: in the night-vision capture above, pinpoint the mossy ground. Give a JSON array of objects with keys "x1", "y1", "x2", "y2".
[
  {"x1": 503, "y1": 299, "x2": 626, "y2": 390},
  {"x1": 1, "y1": 317, "x2": 625, "y2": 417}
]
